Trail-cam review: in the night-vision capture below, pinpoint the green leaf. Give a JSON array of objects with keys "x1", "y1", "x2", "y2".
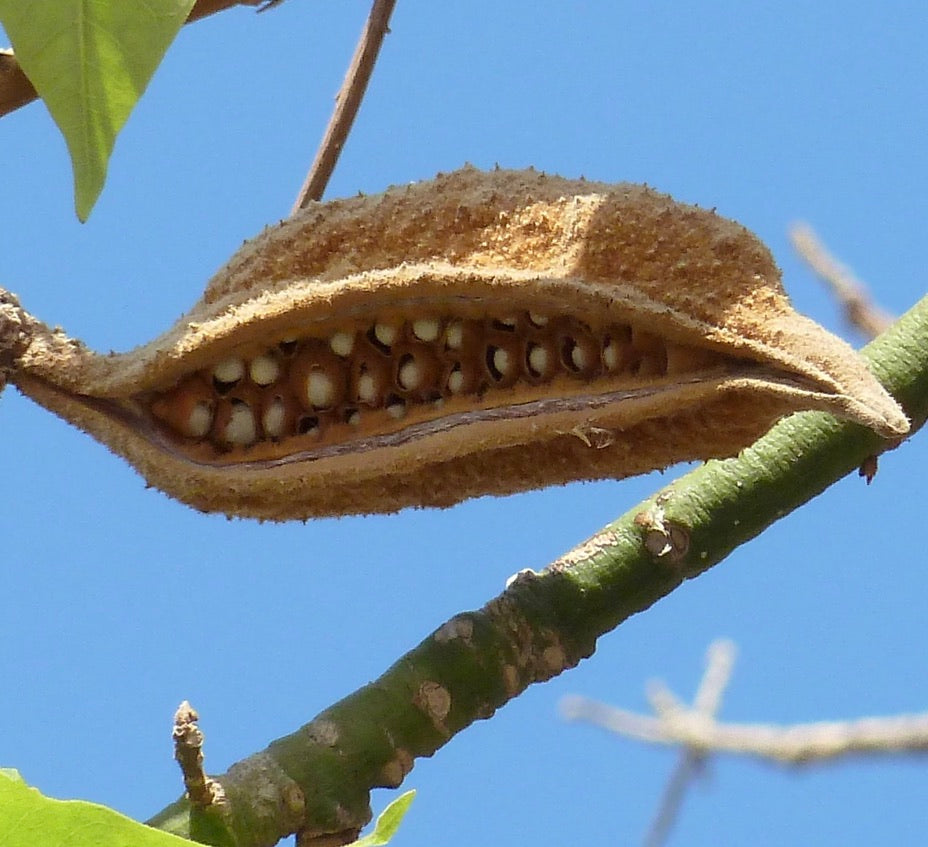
[
  {"x1": 0, "y1": 769, "x2": 195, "y2": 847},
  {"x1": 0, "y1": 0, "x2": 196, "y2": 220},
  {"x1": 350, "y1": 790, "x2": 416, "y2": 847}
]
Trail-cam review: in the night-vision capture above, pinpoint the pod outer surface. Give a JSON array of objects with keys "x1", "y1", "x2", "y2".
[{"x1": 9, "y1": 168, "x2": 909, "y2": 519}]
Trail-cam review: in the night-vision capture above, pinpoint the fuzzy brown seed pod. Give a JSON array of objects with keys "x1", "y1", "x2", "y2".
[{"x1": 6, "y1": 167, "x2": 909, "y2": 519}]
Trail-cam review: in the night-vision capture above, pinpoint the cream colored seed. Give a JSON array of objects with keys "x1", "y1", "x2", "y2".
[
  {"x1": 497, "y1": 316, "x2": 518, "y2": 329},
  {"x1": 307, "y1": 370, "x2": 336, "y2": 408},
  {"x1": 213, "y1": 357, "x2": 245, "y2": 385},
  {"x1": 330, "y1": 331, "x2": 355, "y2": 357},
  {"x1": 445, "y1": 321, "x2": 464, "y2": 350},
  {"x1": 187, "y1": 402, "x2": 213, "y2": 438},
  {"x1": 374, "y1": 323, "x2": 398, "y2": 348},
  {"x1": 447, "y1": 367, "x2": 464, "y2": 393},
  {"x1": 225, "y1": 402, "x2": 257, "y2": 445},
  {"x1": 357, "y1": 373, "x2": 378, "y2": 403},
  {"x1": 570, "y1": 343, "x2": 589, "y2": 371},
  {"x1": 387, "y1": 400, "x2": 407, "y2": 419},
  {"x1": 249, "y1": 355, "x2": 280, "y2": 386},
  {"x1": 262, "y1": 398, "x2": 287, "y2": 438},
  {"x1": 527, "y1": 344, "x2": 548, "y2": 376},
  {"x1": 528, "y1": 312, "x2": 549, "y2": 327},
  {"x1": 346, "y1": 409, "x2": 361, "y2": 426},
  {"x1": 412, "y1": 318, "x2": 441, "y2": 342},
  {"x1": 602, "y1": 341, "x2": 619, "y2": 370},
  {"x1": 493, "y1": 347, "x2": 512, "y2": 375},
  {"x1": 398, "y1": 358, "x2": 422, "y2": 390}
]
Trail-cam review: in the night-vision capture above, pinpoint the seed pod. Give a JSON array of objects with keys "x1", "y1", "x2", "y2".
[{"x1": 6, "y1": 167, "x2": 909, "y2": 519}]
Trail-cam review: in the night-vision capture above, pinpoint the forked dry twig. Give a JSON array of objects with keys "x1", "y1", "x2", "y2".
[{"x1": 562, "y1": 640, "x2": 928, "y2": 846}]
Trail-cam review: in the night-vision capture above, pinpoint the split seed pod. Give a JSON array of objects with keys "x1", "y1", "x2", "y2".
[{"x1": 8, "y1": 167, "x2": 909, "y2": 519}]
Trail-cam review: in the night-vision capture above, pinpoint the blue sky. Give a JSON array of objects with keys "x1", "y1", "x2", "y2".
[{"x1": 2, "y1": 2, "x2": 926, "y2": 845}]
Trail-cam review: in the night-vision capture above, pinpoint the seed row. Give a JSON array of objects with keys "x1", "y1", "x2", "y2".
[{"x1": 148, "y1": 312, "x2": 722, "y2": 450}]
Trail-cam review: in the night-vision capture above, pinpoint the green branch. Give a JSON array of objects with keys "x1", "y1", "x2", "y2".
[{"x1": 148, "y1": 296, "x2": 928, "y2": 847}]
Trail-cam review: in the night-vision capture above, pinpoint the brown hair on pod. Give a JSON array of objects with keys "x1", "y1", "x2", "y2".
[{"x1": 8, "y1": 167, "x2": 909, "y2": 519}]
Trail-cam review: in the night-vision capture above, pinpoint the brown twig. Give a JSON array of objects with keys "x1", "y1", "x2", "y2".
[
  {"x1": 172, "y1": 701, "x2": 225, "y2": 808},
  {"x1": 291, "y1": 0, "x2": 397, "y2": 212},
  {"x1": 789, "y1": 222, "x2": 894, "y2": 340},
  {"x1": 0, "y1": 0, "x2": 263, "y2": 119}
]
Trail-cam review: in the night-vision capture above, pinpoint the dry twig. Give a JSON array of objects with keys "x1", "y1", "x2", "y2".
[
  {"x1": 562, "y1": 695, "x2": 928, "y2": 764},
  {"x1": 562, "y1": 639, "x2": 928, "y2": 765},
  {"x1": 291, "y1": 0, "x2": 397, "y2": 211},
  {"x1": 790, "y1": 222, "x2": 894, "y2": 340},
  {"x1": 563, "y1": 640, "x2": 928, "y2": 845}
]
